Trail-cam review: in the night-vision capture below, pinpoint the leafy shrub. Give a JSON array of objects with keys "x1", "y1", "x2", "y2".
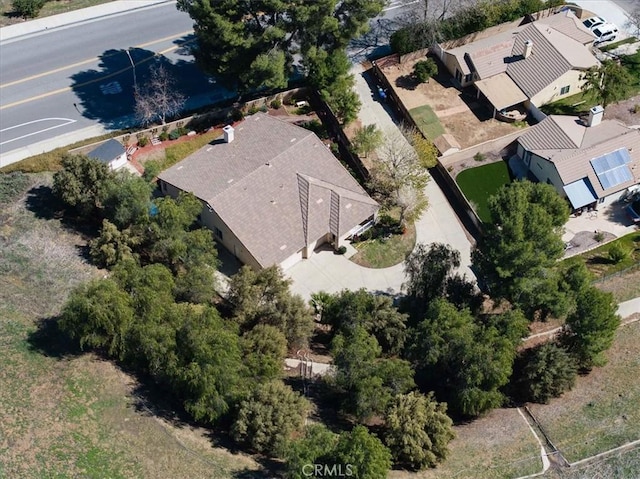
[
  {"x1": 413, "y1": 59, "x2": 438, "y2": 83},
  {"x1": 230, "y1": 108, "x2": 244, "y2": 122},
  {"x1": 633, "y1": 104, "x2": 640, "y2": 114},
  {"x1": 259, "y1": 105, "x2": 269, "y2": 113},
  {"x1": 473, "y1": 152, "x2": 486, "y2": 162},
  {"x1": 270, "y1": 99, "x2": 282, "y2": 109},
  {"x1": 608, "y1": 242, "x2": 630, "y2": 263},
  {"x1": 169, "y1": 129, "x2": 182, "y2": 141},
  {"x1": 247, "y1": 105, "x2": 260, "y2": 115},
  {"x1": 594, "y1": 230, "x2": 605, "y2": 242},
  {"x1": 137, "y1": 136, "x2": 149, "y2": 147},
  {"x1": 12, "y1": 0, "x2": 46, "y2": 19},
  {"x1": 300, "y1": 119, "x2": 328, "y2": 139},
  {"x1": 158, "y1": 131, "x2": 169, "y2": 142},
  {"x1": 143, "y1": 160, "x2": 162, "y2": 182},
  {"x1": 337, "y1": 246, "x2": 347, "y2": 255}
]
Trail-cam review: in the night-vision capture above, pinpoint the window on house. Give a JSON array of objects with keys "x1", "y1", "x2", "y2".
[
  {"x1": 560, "y1": 85, "x2": 570, "y2": 95},
  {"x1": 214, "y1": 227, "x2": 223, "y2": 240},
  {"x1": 455, "y1": 69, "x2": 463, "y2": 83},
  {"x1": 464, "y1": 73, "x2": 473, "y2": 83},
  {"x1": 546, "y1": 179, "x2": 552, "y2": 185}
]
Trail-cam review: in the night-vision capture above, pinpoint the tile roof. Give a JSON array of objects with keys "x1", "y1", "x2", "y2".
[
  {"x1": 537, "y1": 9, "x2": 595, "y2": 44},
  {"x1": 158, "y1": 113, "x2": 378, "y2": 267},
  {"x1": 518, "y1": 115, "x2": 640, "y2": 198}
]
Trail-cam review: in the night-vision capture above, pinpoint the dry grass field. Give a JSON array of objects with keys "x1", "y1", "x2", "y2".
[{"x1": 0, "y1": 173, "x2": 264, "y2": 478}]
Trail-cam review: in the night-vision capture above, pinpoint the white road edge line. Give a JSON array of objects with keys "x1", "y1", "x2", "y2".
[
  {"x1": 383, "y1": 0, "x2": 419, "y2": 12},
  {"x1": 0, "y1": 118, "x2": 76, "y2": 146}
]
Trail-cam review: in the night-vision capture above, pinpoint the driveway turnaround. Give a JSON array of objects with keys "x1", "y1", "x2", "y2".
[{"x1": 285, "y1": 65, "x2": 475, "y2": 301}]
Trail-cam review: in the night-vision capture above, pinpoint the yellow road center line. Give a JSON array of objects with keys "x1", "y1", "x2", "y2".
[
  {"x1": 0, "y1": 44, "x2": 185, "y2": 111},
  {"x1": 0, "y1": 31, "x2": 192, "y2": 89}
]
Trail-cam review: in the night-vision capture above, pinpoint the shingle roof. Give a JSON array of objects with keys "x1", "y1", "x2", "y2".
[
  {"x1": 519, "y1": 115, "x2": 640, "y2": 198},
  {"x1": 88, "y1": 139, "x2": 125, "y2": 164},
  {"x1": 442, "y1": 12, "x2": 598, "y2": 97},
  {"x1": 158, "y1": 113, "x2": 378, "y2": 267}
]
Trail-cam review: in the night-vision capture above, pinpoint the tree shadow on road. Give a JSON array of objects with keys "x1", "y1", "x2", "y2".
[{"x1": 69, "y1": 44, "x2": 216, "y2": 130}]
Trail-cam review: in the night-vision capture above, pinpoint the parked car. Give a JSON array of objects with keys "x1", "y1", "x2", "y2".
[
  {"x1": 593, "y1": 23, "x2": 618, "y2": 44},
  {"x1": 626, "y1": 199, "x2": 640, "y2": 224},
  {"x1": 583, "y1": 16, "x2": 606, "y2": 31}
]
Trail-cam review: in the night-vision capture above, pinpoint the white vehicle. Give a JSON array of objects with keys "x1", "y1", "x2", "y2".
[
  {"x1": 592, "y1": 23, "x2": 619, "y2": 44},
  {"x1": 583, "y1": 16, "x2": 606, "y2": 31}
]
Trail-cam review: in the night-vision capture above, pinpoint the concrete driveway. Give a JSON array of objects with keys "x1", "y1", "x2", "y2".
[
  {"x1": 571, "y1": 0, "x2": 635, "y2": 40},
  {"x1": 285, "y1": 65, "x2": 475, "y2": 301}
]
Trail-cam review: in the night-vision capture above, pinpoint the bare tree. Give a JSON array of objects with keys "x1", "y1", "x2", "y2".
[
  {"x1": 368, "y1": 127, "x2": 430, "y2": 225},
  {"x1": 134, "y1": 65, "x2": 185, "y2": 126},
  {"x1": 626, "y1": 8, "x2": 640, "y2": 37}
]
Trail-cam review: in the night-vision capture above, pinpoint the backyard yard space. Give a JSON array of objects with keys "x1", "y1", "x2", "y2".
[
  {"x1": 528, "y1": 320, "x2": 640, "y2": 464},
  {"x1": 409, "y1": 105, "x2": 445, "y2": 140},
  {"x1": 455, "y1": 161, "x2": 511, "y2": 223},
  {"x1": 564, "y1": 232, "x2": 640, "y2": 279},
  {"x1": 389, "y1": 407, "x2": 542, "y2": 479},
  {"x1": 378, "y1": 55, "x2": 521, "y2": 149}
]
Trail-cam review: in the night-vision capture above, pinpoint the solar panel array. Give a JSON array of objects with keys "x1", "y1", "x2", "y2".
[{"x1": 590, "y1": 148, "x2": 633, "y2": 190}]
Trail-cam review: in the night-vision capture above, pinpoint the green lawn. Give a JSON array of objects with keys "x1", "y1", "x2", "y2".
[
  {"x1": 351, "y1": 222, "x2": 416, "y2": 268},
  {"x1": 455, "y1": 161, "x2": 511, "y2": 223},
  {"x1": 409, "y1": 105, "x2": 445, "y2": 140}
]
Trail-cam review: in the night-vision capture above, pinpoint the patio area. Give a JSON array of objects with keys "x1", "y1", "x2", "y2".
[{"x1": 563, "y1": 200, "x2": 638, "y2": 257}]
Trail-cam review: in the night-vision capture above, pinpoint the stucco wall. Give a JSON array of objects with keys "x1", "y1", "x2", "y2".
[
  {"x1": 530, "y1": 69, "x2": 586, "y2": 107},
  {"x1": 159, "y1": 180, "x2": 262, "y2": 270},
  {"x1": 110, "y1": 153, "x2": 127, "y2": 170}
]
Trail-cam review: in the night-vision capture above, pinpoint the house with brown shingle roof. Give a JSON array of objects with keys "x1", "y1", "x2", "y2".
[
  {"x1": 433, "y1": 10, "x2": 598, "y2": 118},
  {"x1": 514, "y1": 108, "x2": 640, "y2": 211},
  {"x1": 157, "y1": 113, "x2": 378, "y2": 270}
]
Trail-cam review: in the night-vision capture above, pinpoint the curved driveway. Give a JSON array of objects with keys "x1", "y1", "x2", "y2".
[{"x1": 285, "y1": 65, "x2": 475, "y2": 300}]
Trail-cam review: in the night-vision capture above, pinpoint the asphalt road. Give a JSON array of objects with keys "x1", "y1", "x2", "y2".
[
  {"x1": 0, "y1": 0, "x2": 419, "y2": 164},
  {"x1": 0, "y1": 1, "x2": 216, "y2": 161}
]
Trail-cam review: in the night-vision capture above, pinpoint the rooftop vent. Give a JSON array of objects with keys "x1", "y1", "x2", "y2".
[
  {"x1": 223, "y1": 125, "x2": 235, "y2": 143},
  {"x1": 523, "y1": 40, "x2": 533, "y2": 59}
]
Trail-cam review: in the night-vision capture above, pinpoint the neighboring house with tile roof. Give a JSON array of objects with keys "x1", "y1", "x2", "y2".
[
  {"x1": 433, "y1": 10, "x2": 598, "y2": 117},
  {"x1": 88, "y1": 139, "x2": 127, "y2": 170},
  {"x1": 514, "y1": 108, "x2": 640, "y2": 210},
  {"x1": 158, "y1": 113, "x2": 378, "y2": 270}
]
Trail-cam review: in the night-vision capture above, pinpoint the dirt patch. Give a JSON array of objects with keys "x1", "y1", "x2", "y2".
[
  {"x1": 379, "y1": 56, "x2": 522, "y2": 149},
  {"x1": 596, "y1": 267, "x2": 640, "y2": 304},
  {"x1": 604, "y1": 93, "x2": 640, "y2": 126}
]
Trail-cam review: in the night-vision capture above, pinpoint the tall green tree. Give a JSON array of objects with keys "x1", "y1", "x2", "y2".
[
  {"x1": 352, "y1": 124, "x2": 384, "y2": 158},
  {"x1": 561, "y1": 287, "x2": 620, "y2": 370},
  {"x1": 407, "y1": 299, "x2": 518, "y2": 417},
  {"x1": 404, "y1": 242, "x2": 481, "y2": 320},
  {"x1": 171, "y1": 307, "x2": 246, "y2": 424},
  {"x1": 283, "y1": 424, "x2": 339, "y2": 479},
  {"x1": 241, "y1": 324, "x2": 288, "y2": 382},
  {"x1": 413, "y1": 59, "x2": 438, "y2": 83},
  {"x1": 232, "y1": 380, "x2": 310, "y2": 456},
  {"x1": 331, "y1": 327, "x2": 415, "y2": 421},
  {"x1": 59, "y1": 279, "x2": 135, "y2": 360},
  {"x1": 89, "y1": 219, "x2": 140, "y2": 268},
  {"x1": 227, "y1": 265, "x2": 314, "y2": 349},
  {"x1": 383, "y1": 391, "x2": 455, "y2": 470},
  {"x1": 512, "y1": 342, "x2": 578, "y2": 404},
  {"x1": 52, "y1": 154, "x2": 114, "y2": 217},
  {"x1": 472, "y1": 181, "x2": 569, "y2": 318},
  {"x1": 333, "y1": 425, "x2": 392, "y2": 479},
  {"x1": 103, "y1": 172, "x2": 153, "y2": 229},
  {"x1": 322, "y1": 289, "x2": 408, "y2": 356},
  {"x1": 177, "y1": 0, "x2": 385, "y2": 91},
  {"x1": 581, "y1": 59, "x2": 634, "y2": 108}
]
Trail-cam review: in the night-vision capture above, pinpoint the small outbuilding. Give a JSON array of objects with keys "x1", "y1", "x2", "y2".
[{"x1": 88, "y1": 139, "x2": 127, "y2": 170}]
